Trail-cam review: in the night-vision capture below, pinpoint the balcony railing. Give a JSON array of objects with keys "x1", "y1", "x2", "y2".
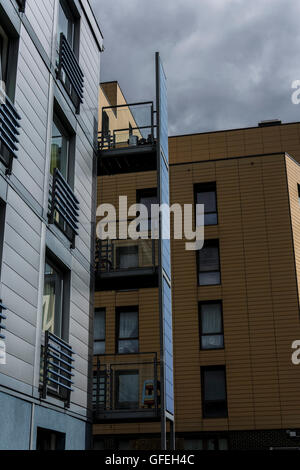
[
  {"x1": 40, "y1": 331, "x2": 74, "y2": 408},
  {"x1": 16, "y1": 0, "x2": 26, "y2": 12},
  {"x1": 0, "y1": 88, "x2": 21, "y2": 174},
  {"x1": 0, "y1": 300, "x2": 7, "y2": 340},
  {"x1": 57, "y1": 33, "x2": 84, "y2": 113},
  {"x1": 98, "y1": 101, "x2": 156, "y2": 152},
  {"x1": 48, "y1": 168, "x2": 80, "y2": 249},
  {"x1": 93, "y1": 352, "x2": 160, "y2": 422},
  {"x1": 96, "y1": 237, "x2": 158, "y2": 276}
]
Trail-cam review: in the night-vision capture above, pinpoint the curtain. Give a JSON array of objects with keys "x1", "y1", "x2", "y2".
[{"x1": 119, "y1": 311, "x2": 138, "y2": 338}]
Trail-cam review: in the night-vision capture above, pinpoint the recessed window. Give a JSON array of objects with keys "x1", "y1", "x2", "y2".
[
  {"x1": 0, "y1": 25, "x2": 8, "y2": 91},
  {"x1": 50, "y1": 114, "x2": 70, "y2": 181},
  {"x1": 58, "y1": 0, "x2": 75, "y2": 50},
  {"x1": 195, "y1": 183, "x2": 218, "y2": 226},
  {"x1": 94, "y1": 308, "x2": 105, "y2": 354},
  {"x1": 116, "y1": 245, "x2": 139, "y2": 269},
  {"x1": 199, "y1": 302, "x2": 224, "y2": 350},
  {"x1": 201, "y1": 366, "x2": 228, "y2": 419},
  {"x1": 36, "y1": 427, "x2": 66, "y2": 450},
  {"x1": 42, "y1": 256, "x2": 69, "y2": 339},
  {"x1": 115, "y1": 370, "x2": 139, "y2": 409},
  {"x1": 198, "y1": 239, "x2": 221, "y2": 286},
  {"x1": 117, "y1": 307, "x2": 139, "y2": 354}
]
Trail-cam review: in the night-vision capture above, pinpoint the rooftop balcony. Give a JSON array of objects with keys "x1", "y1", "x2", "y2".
[
  {"x1": 98, "y1": 102, "x2": 157, "y2": 175},
  {"x1": 95, "y1": 220, "x2": 158, "y2": 290},
  {"x1": 93, "y1": 352, "x2": 160, "y2": 423}
]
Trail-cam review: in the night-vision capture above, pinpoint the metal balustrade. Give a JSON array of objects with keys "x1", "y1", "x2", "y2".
[
  {"x1": 93, "y1": 352, "x2": 160, "y2": 422},
  {"x1": 0, "y1": 300, "x2": 7, "y2": 341},
  {"x1": 40, "y1": 331, "x2": 74, "y2": 408},
  {"x1": 48, "y1": 168, "x2": 80, "y2": 249},
  {"x1": 0, "y1": 88, "x2": 21, "y2": 174},
  {"x1": 57, "y1": 33, "x2": 84, "y2": 113}
]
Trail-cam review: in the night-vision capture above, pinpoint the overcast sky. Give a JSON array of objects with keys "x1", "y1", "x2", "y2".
[{"x1": 90, "y1": 0, "x2": 300, "y2": 136}]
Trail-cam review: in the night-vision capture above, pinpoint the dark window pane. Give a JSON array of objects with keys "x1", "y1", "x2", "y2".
[
  {"x1": 204, "y1": 369, "x2": 226, "y2": 401},
  {"x1": 201, "y1": 335, "x2": 224, "y2": 350},
  {"x1": 94, "y1": 309, "x2": 105, "y2": 341},
  {"x1": 116, "y1": 372, "x2": 139, "y2": 409},
  {"x1": 51, "y1": 118, "x2": 69, "y2": 180},
  {"x1": 94, "y1": 341, "x2": 105, "y2": 355},
  {"x1": 118, "y1": 339, "x2": 139, "y2": 354},
  {"x1": 197, "y1": 191, "x2": 216, "y2": 213},
  {"x1": 119, "y1": 311, "x2": 138, "y2": 338},
  {"x1": 58, "y1": 0, "x2": 75, "y2": 48},
  {"x1": 204, "y1": 213, "x2": 218, "y2": 225},
  {"x1": 42, "y1": 260, "x2": 63, "y2": 338},
  {"x1": 199, "y1": 245, "x2": 219, "y2": 272},
  {"x1": 201, "y1": 303, "x2": 222, "y2": 334},
  {"x1": 199, "y1": 272, "x2": 220, "y2": 286},
  {"x1": 116, "y1": 246, "x2": 139, "y2": 269},
  {"x1": 203, "y1": 401, "x2": 227, "y2": 418}
]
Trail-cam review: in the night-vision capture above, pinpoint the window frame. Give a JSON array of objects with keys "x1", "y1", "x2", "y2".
[
  {"x1": 116, "y1": 306, "x2": 139, "y2": 354},
  {"x1": 199, "y1": 301, "x2": 224, "y2": 351},
  {"x1": 201, "y1": 365, "x2": 228, "y2": 419},
  {"x1": 194, "y1": 182, "x2": 218, "y2": 226},
  {"x1": 197, "y1": 239, "x2": 221, "y2": 286},
  {"x1": 93, "y1": 308, "x2": 106, "y2": 355},
  {"x1": 0, "y1": 10, "x2": 19, "y2": 102},
  {"x1": 42, "y1": 253, "x2": 70, "y2": 341},
  {"x1": 50, "y1": 112, "x2": 71, "y2": 183}
]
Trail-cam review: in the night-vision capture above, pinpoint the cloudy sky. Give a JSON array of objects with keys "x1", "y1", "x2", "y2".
[{"x1": 90, "y1": 0, "x2": 300, "y2": 136}]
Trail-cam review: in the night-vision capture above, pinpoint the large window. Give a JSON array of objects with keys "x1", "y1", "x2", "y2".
[
  {"x1": 117, "y1": 307, "x2": 139, "y2": 354},
  {"x1": 195, "y1": 183, "x2": 218, "y2": 226},
  {"x1": 199, "y1": 302, "x2": 224, "y2": 350},
  {"x1": 58, "y1": 0, "x2": 76, "y2": 51},
  {"x1": 198, "y1": 239, "x2": 221, "y2": 286},
  {"x1": 50, "y1": 114, "x2": 70, "y2": 181},
  {"x1": 94, "y1": 308, "x2": 105, "y2": 354},
  {"x1": 115, "y1": 370, "x2": 139, "y2": 409},
  {"x1": 201, "y1": 366, "x2": 228, "y2": 419},
  {"x1": 42, "y1": 257, "x2": 68, "y2": 339}
]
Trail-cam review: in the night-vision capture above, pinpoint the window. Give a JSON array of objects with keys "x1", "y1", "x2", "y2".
[
  {"x1": 199, "y1": 302, "x2": 224, "y2": 350},
  {"x1": 58, "y1": 0, "x2": 75, "y2": 50},
  {"x1": 36, "y1": 428, "x2": 66, "y2": 450},
  {"x1": 198, "y1": 239, "x2": 221, "y2": 286},
  {"x1": 42, "y1": 256, "x2": 69, "y2": 339},
  {"x1": 137, "y1": 188, "x2": 158, "y2": 232},
  {"x1": 117, "y1": 307, "x2": 139, "y2": 354},
  {"x1": 116, "y1": 245, "x2": 139, "y2": 269},
  {"x1": 201, "y1": 366, "x2": 228, "y2": 418},
  {"x1": 115, "y1": 370, "x2": 139, "y2": 409},
  {"x1": 0, "y1": 25, "x2": 8, "y2": 91},
  {"x1": 184, "y1": 437, "x2": 228, "y2": 450},
  {"x1": 50, "y1": 114, "x2": 70, "y2": 181},
  {"x1": 94, "y1": 308, "x2": 105, "y2": 354},
  {"x1": 92, "y1": 370, "x2": 106, "y2": 410},
  {"x1": 195, "y1": 183, "x2": 218, "y2": 226}
]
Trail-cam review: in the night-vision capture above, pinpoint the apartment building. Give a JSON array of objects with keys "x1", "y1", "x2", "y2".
[
  {"x1": 0, "y1": 0, "x2": 102, "y2": 450},
  {"x1": 94, "y1": 74, "x2": 300, "y2": 448}
]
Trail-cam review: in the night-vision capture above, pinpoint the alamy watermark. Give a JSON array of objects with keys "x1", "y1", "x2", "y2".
[{"x1": 96, "y1": 196, "x2": 205, "y2": 251}]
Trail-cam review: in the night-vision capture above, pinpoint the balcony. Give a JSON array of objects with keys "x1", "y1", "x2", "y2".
[
  {"x1": 48, "y1": 168, "x2": 80, "y2": 249},
  {"x1": 98, "y1": 102, "x2": 157, "y2": 175},
  {"x1": 0, "y1": 88, "x2": 21, "y2": 175},
  {"x1": 95, "y1": 226, "x2": 158, "y2": 290},
  {"x1": 93, "y1": 352, "x2": 160, "y2": 423},
  {"x1": 40, "y1": 331, "x2": 74, "y2": 408},
  {"x1": 0, "y1": 299, "x2": 7, "y2": 340},
  {"x1": 57, "y1": 33, "x2": 84, "y2": 113}
]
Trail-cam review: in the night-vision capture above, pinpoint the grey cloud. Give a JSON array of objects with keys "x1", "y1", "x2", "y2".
[{"x1": 91, "y1": 0, "x2": 300, "y2": 135}]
